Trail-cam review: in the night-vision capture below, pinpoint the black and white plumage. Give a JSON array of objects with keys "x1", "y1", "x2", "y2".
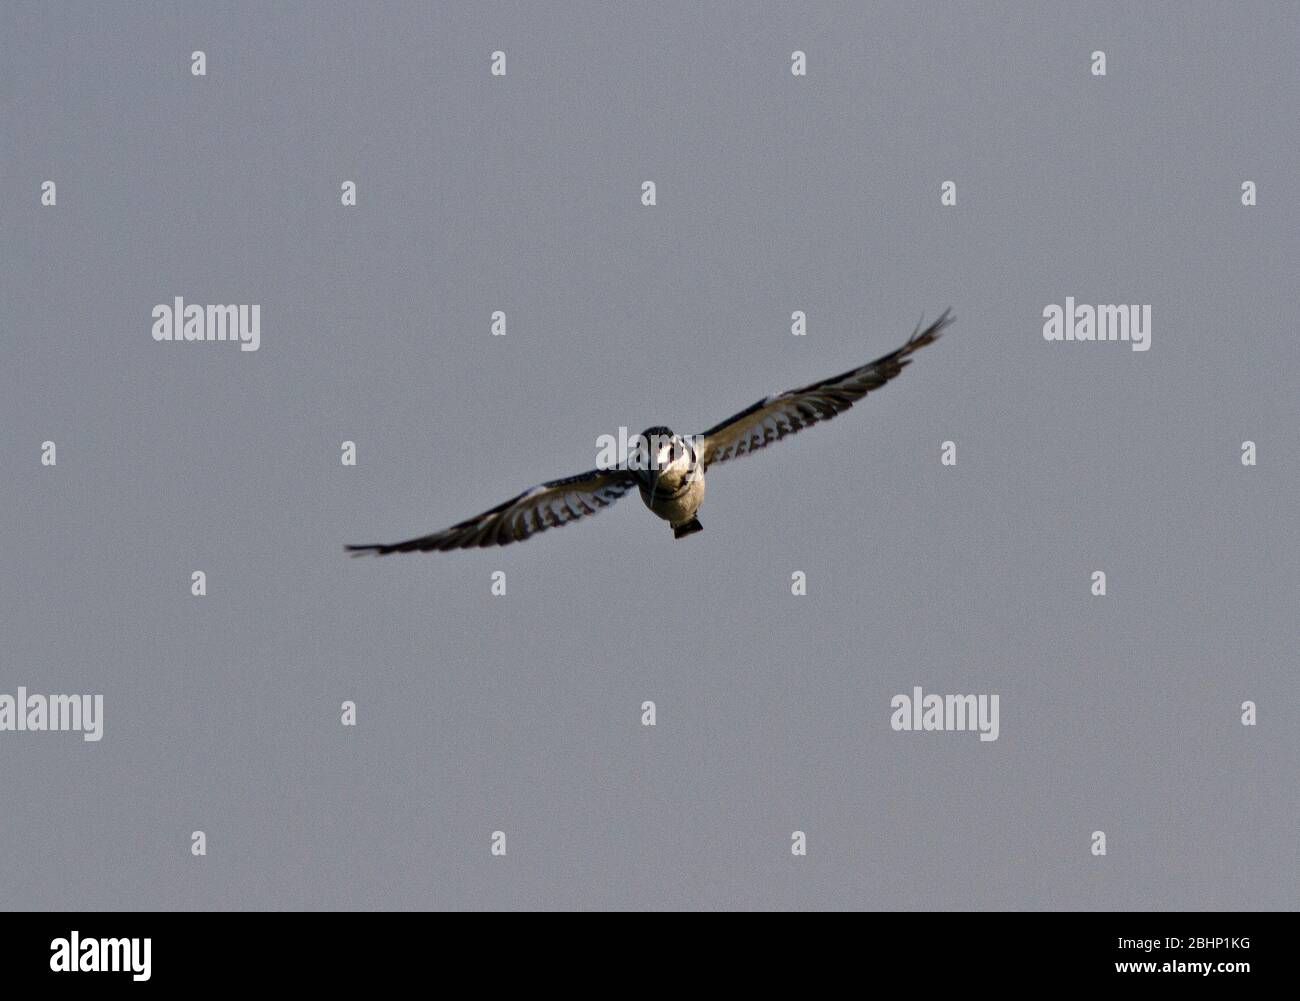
[
  {"x1": 346, "y1": 309, "x2": 953, "y2": 555},
  {"x1": 347, "y1": 469, "x2": 637, "y2": 554}
]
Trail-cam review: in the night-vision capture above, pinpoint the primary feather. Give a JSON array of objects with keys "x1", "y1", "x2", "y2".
[{"x1": 697, "y1": 309, "x2": 954, "y2": 469}]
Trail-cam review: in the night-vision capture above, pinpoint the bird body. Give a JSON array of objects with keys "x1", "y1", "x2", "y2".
[
  {"x1": 347, "y1": 310, "x2": 953, "y2": 556},
  {"x1": 631, "y1": 428, "x2": 706, "y2": 535}
]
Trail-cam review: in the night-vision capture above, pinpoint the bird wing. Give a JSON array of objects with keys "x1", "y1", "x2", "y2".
[
  {"x1": 695, "y1": 309, "x2": 954, "y2": 470},
  {"x1": 346, "y1": 468, "x2": 638, "y2": 555}
]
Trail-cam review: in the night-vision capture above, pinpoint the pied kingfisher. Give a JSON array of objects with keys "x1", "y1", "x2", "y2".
[{"x1": 347, "y1": 310, "x2": 953, "y2": 555}]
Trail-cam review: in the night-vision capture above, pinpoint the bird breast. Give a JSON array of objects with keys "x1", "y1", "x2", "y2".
[{"x1": 639, "y1": 469, "x2": 705, "y2": 524}]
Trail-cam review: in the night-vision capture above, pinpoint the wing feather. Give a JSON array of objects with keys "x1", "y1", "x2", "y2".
[
  {"x1": 346, "y1": 468, "x2": 637, "y2": 555},
  {"x1": 697, "y1": 310, "x2": 954, "y2": 469}
]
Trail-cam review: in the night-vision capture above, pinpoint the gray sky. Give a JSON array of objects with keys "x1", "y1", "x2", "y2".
[{"x1": 1, "y1": 1, "x2": 1296, "y2": 909}]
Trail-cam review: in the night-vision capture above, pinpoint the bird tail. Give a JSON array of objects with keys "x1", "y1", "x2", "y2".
[{"x1": 673, "y1": 518, "x2": 703, "y2": 539}]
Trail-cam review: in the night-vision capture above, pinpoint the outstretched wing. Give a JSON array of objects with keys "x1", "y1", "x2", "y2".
[
  {"x1": 346, "y1": 468, "x2": 638, "y2": 555},
  {"x1": 696, "y1": 309, "x2": 954, "y2": 469}
]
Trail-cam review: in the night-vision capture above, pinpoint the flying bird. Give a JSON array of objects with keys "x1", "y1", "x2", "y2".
[{"x1": 346, "y1": 309, "x2": 953, "y2": 555}]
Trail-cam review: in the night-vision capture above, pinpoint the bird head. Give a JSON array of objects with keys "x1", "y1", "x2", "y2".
[{"x1": 636, "y1": 426, "x2": 680, "y2": 477}]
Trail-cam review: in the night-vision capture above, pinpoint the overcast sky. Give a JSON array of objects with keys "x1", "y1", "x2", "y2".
[{"x1": 2, "y1": 1, "x2": 1296, "y2": 909}]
